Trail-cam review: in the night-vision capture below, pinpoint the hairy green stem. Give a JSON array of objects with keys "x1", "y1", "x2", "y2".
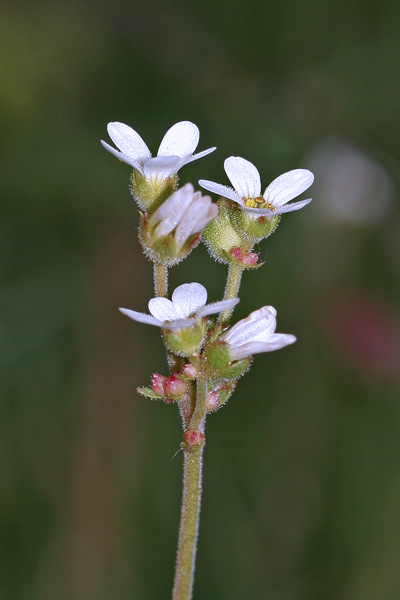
[
  {"x1": 172, "y1": 377, "x2": 207, "y2": 600},
  {"x1": 153, "y1": 261, "x2": 168, "y2": 297},
  {"x1": 153, "y1": 262, "x2": 183, "y2": 372},
  {"x1": 219, "y1": 262, "x2": 244, "y2": 326}
]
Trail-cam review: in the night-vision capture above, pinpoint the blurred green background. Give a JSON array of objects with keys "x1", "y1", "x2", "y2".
[{"x1": 1, "y1": 0, "x2": 400, "y2": 598}]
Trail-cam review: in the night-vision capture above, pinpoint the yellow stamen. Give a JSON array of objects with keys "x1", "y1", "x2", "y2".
[{"x1": 242, "y1": 196, "x2": 275, "y2": 211}]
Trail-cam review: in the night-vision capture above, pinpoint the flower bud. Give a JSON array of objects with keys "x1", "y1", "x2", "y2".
[
  {"x1": 183, "y1": 429, "x2": 205, "y2": 448},
  {"x1": 206, "y1": 391, "x2": 220, "y2": 412},
  {"x1": 206, "y1": 381, "x2": 237, "y2": 412},
  {"x1": 164, "y1": 374, "x2": 187, "y2": 398},
  {"x1": 229, "y1": 247, "x2": 259, "y2": 268},
  {"x1": 151, "y1": 372, "x2": 167, "y2": 396},
  {"x1": 183, "y1": 363, "x2": 198, "y2": 379}
]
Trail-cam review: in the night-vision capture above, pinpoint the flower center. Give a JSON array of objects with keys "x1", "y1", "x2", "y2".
[{"x1": 243, "y1": 197, "x2": 274, "y2": 210}]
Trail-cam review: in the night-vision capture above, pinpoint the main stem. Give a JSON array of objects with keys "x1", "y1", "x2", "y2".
[{"x1": 172, "y1": 377, "x2": 207, "y2": 600}]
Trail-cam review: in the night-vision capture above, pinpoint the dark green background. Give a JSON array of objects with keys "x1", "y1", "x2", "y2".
[{"x1": 1, "y1": 0, "x2": 400, "y2": 598}]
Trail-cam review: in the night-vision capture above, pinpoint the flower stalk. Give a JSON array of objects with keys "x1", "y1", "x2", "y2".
[
  {"x1": 153, "y1": 261, "x2": 168, "y2": 298},
  {"x1": 220, "y1": 262, "x2": 244, "y2": 326}
]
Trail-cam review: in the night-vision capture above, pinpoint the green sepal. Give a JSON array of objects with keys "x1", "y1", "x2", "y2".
[
  {"x1": 203, "y1": 341, "x2": 231, "y2": 374},
  {"x1": 205, "y1": 323, "x2": 224, "y2": 344},
  {"x1": 217, "y1": 358, "x2": 251, "y2": 380},
  {"x1": 202, "y1": 199, "x2": 245, "y2": 263},
  {"x1": 216, "y1": 380, "x2": 237, "y2": 408},
  {"x1": 231, "y1": 210, "x2": 280, "y2": 243},
  {"x1": 203, "y1": 341, "x2": 250, "y2": 379},
  {"x1": 136, "y1": 386, "x2": 164, "y2": 400},
  {"x1": 164, "y1": 320, "x2": 207, "y2": 357},
  {"x1": 130, "y1": 171, "x2": 178, "y2": 213}
]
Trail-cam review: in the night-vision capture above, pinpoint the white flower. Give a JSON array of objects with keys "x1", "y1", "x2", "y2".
[
  {"x1": 119, "y1": 283, "x2": 239, "y2": 330},
  {"x1": 220, "y1": 306, "x2": 296, "y2": 360},
  {"x1": 150, "y1": 183, "x2": 218, "y2": 248},
  {"x1": 101, "y1": 121, "x2": 216, "y2": 180},
  {"x1": 199, "y1": 156, "x2": 314, "y2": 216}
]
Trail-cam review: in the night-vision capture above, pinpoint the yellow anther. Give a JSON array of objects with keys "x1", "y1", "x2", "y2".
[{"x1": 254, "y1": 197, "x2": 265, "y2": 204}]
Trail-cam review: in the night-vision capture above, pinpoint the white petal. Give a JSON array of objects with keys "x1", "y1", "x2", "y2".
[
  {"x1": 174, "y1": 206, "x2": 201, "y2": 247},
  {"x1": 241, "y1": 204, "x2": 274, "y2": 216},
  {"x1": 107, "y1": 122, "x2": 151, "y2": 160},
  {"x1": 224, "y1": 157, "x2": 262, "y2": 199},
  {"x1": 197, "y1": 297, "x2": 239, "y2": 318},
  {"x1": 222, "y1": 306, "x2": 277, "y2": 346},
  {"x1": 148, "y1": 297, "x2": 179, "y2": 321},
  {"x1": 229, "y1": 334, "x2": 296, "y2": 360},
  {"x1": 174, "y1": 195, "x2": 215, "y2": 247},
  {"x1": 195, "y1": 203, "x2": 219, "y2": 232},
  {"x1": 171, "y1": 283, "x2": 207, "y2": 319},
  {"x1": 142, "y1": 155, "x2": 181, "y2": 178},
  {"x1": 157, "y1": 121, "x2": 199, "y2": 157},
  {"x1": 101, "y1": 141, "x2": 145, "y2": 172},
  {"x1": 161, "y1": 317, "x2": 197, "y2": 330},
  {"x1": 119, "y1": 307, "x2": 161, "y2": 326},
  {"x1": 152, "y1": 184, "x2": 194, "y2": 237},
  {"x1": 198, "y1": 180, "x2": 243, "y2": 204},
  {"x1": 174, "y1": 147, "x2": 216, "y2": 172},
  {"x1": 271, "y1": 198, "x2": 312, "y2": 214},
  {"x1": 263, "y1": 169, "x2": 314, "y2": 207}
]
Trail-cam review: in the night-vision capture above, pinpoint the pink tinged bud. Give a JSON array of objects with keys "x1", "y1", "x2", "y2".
[
  {"x1": 229, "y1": 246, "x2": 258, "y2": 266},
  {"x1": 164, "y1": 374, "x2": 187, "y2": 398},
  {"x1": 151, "y1": 372, "x2": 167, "y2": 396},
  {"x1": 183, "y1": 429, "x2": 205, "y2": 447},
  {"x1": 230, "y1": 247, "x2": 243, "y2": 262},
  {"x1": 206, "y1": 391, "x2": 220, "y2": 412},
  {"x1": 183, "y1": 363, "x2": 198, "y2": 379},
  {"x1": 242, "y1": 252, "x2": 258, "y2": 266}
]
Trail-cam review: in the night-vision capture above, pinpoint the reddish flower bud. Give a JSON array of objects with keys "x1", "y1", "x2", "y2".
[
  {"x1": 206, "y1": 391, "x2": 220, "y2": 412},
  {"x1": 183, "y1": 363, "x2": 198, "y2": 379},
  {"x1": 229, "y1": 246, "x2": 258, "y2": 266},
  {"x1": 230, "y1": 246, "x2": 243, "y2": 262},
  {"x1": 164, "y1": 374, "x2": 187, "y2": 398},
  {"x1": 242, "y1": 252, "x2": 258, "y2": 266},
  {"x1": 151, "y1": 372, "x2": 167, "y2": 396},
  {"x1": 183, "y1": 429, "x2": 205, "y2": 447}
]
